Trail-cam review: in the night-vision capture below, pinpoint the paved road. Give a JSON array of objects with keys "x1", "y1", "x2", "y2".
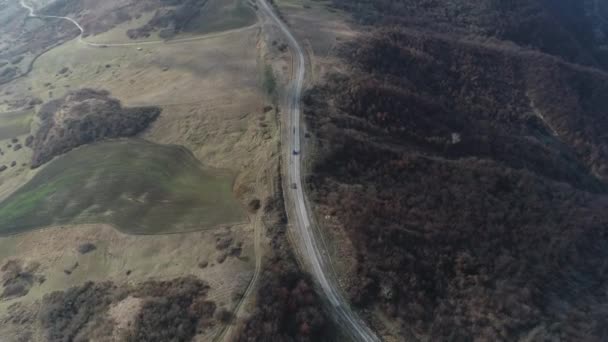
[{"x1": 257, "y1": 0, "x2": 380, "y2": 341}]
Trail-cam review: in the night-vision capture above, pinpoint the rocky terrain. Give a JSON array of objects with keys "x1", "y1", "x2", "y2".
[{"x1": 30, "y1": 88, "x2": 160, "y2": 167}]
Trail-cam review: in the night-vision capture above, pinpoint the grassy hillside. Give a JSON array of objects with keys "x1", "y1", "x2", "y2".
[
  {"x1": 189, "y1": 0, "x2": 257, "y2": 34},
  {"x1": 0, "y1": 139, "x2": 244, "y2": 235},
  {"x1": 0, "y1": 110, "x2": 32, "y2": 141},
  {"x1": 126, "y1": 0, "x2": 256, "y2": 39}
]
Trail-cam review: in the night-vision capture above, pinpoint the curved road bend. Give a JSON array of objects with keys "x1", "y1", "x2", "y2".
[{"x1": 258, "y1": 0, "x2": 380, "y2": 341}]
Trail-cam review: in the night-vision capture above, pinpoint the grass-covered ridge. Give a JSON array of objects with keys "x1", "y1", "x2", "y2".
[{"x1": 0, "y1": 139, "x2": 245, "y2": 235}]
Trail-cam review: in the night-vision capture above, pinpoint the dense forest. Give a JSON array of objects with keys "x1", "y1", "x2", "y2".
[
  {"x1": 329, "y1": 0, "x2": 608, "y2": 70},
  {"x1": 305, "y1": 1, "x2": 608, "y2": 340}
]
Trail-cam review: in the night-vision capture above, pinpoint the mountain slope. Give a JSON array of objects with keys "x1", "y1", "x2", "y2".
[
  {"x1": 304, "y1": 2, "x2": 608, "y2": 339},
  {"x1": 331, "y1": 0, "x2": 608, "y2": 70}
]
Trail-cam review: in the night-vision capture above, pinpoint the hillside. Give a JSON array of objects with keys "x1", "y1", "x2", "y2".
[
  {"x1": 330, "y1": 0, "x2": 608, "y2": 70},
  {"x1": 0, "y1": 0, "x2": 79, "y2": 84},
  {"x1": 0, "y1": 139, "x2": 244, "y2": 235},
  {"x1": 0, "y1": 0, "x2": 289, "y2": 340},
  {"x1": 304, "y1": 3, "x2": 608, "y2": 340},
  {"x1": 30, "y1": 88, "x2": 160, "y2": 168}
]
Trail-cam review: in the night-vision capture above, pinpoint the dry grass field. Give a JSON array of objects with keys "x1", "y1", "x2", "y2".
[
  {"x1": 0, "y1": 0, "x2": 284, "y2": 339},
  {"x1": 0, "y1": 223, "x2": 255, "y2": 341}
]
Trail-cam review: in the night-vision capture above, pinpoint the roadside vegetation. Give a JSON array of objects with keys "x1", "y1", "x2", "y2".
[
  {"x1": 236, "y1": 171, "x2": 331, "y2": 341},
  {"x1": 262, "y1": 64, "x2": 277, "y2": 98}
]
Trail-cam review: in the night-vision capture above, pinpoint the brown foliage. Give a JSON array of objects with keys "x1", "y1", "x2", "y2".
[
  {"x1": 331, "y1": 0, "x2": 608, "y2": 70},
  {"x1": 305, "y1": 27, "x2": 608, "y2": 340},
  {"x1": 330, "y1": 29, "x2": 608, "y2": 185},
  {"x1": 38, "y1": 277, "x2": 216, "y2": 342},
  {"x1": 127, "y1": 277, "x2": 216, "y2": 342}
]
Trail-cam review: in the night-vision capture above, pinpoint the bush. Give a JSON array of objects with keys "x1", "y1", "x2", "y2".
[{"x1": 77, "y1": 243, "x2": 96, "y2": 254}]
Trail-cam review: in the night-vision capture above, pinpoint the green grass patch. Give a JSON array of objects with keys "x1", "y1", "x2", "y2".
[
  {"x1": 262, "y1": 64, "x2": 277, "y2": 97},
  {"x1": 0, "y1": 110, "x2": 33, "y2": 140},
  {"x1": 0, "y1": 139, "x2": 245, "y2": 235},
  {"x1": 187, "y1": 0, "x2": 257, "y2": 34}
]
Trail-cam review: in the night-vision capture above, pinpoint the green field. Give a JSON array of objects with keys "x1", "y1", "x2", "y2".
[
  {"x1": 0, "y1": 139, "x2": 245, "y2": 235},
  {"x1": 0, "y1": 110, "x2": 33, "y2": 140},
  {"x1": 189, "y1": 0, "x2": 257, "y2": 34}
]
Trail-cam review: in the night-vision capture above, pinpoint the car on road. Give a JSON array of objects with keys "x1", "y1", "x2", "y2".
[
  {"x1": 293, "y1": 150, "x2": 299, "y2": 155},
  {"x1": 291, "y1": 183, "x2": 297, "y2": 189}
]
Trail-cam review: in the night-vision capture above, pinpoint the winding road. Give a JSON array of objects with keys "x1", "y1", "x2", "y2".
[{"x1": 257, "y1": 0, "x2": 380, "y2": 341}]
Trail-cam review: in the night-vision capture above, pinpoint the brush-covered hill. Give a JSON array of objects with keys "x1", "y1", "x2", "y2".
[
  {"x1": 305, "y1": 0, "x2": 608, "y2": 340},
  {"x1": 30, "y1": 88, "x2": 160, "y2": 168},
  {"x1": 331, "y1": 0, "x2": 608, "y2": 70}
]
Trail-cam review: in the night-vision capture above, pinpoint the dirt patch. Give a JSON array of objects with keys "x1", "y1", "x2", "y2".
[
  {"x1": 108, "y1": 295, "x2": 143, "y2": 338},
  {"x1": 31, "y1": 88, "x2": 160, "y2": 167}
]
